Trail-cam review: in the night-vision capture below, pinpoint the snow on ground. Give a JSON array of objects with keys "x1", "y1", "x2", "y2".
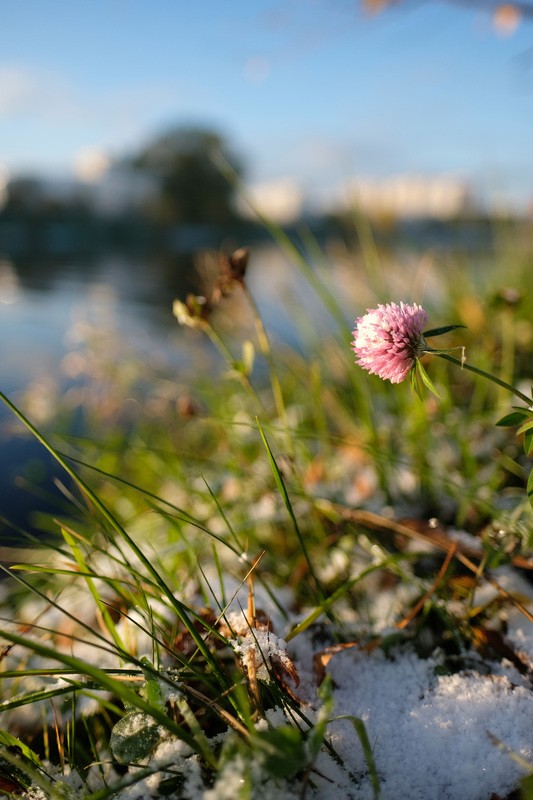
[
  {"x1": 100, "y1": 623, "x2": 533, "y2": 800},
  {"x1": 98, "y1": 597, "x2": 533, "y2": 800},
  {"x1": 307, "y1": 569, "x2": 533, "y2": 800},
  {"x1": 1, "y1": 559, "x2": 532, "y2": 799},
  {"x1": 323, "y1": 645, "x2": 532, "y2": 800}
]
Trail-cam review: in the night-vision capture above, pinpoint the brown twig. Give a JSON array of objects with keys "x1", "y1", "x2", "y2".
[
  {"x1": 396, "y1": 542, "x2": 458, "y2": 630},
  {"x1": 335, "y1": 506, "x2": 533, "y2": 624}
]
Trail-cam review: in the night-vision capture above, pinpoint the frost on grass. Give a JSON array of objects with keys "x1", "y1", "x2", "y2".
[
  {"x1": 110, "y1": 712, "x2": 163, "y2": 764},
  {"x1": 231, "y1": 628, "x2": 294, "y2": 682}
]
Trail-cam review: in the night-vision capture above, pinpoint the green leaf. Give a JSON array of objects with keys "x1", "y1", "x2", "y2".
[
  {"x1": 110, "y1": 712, "x2": 162, "y2": 764},
  {"x1": 254, "y1": 726, "x2": 308, "y2": 779},
  {"x1": 416, "y1": 360, "x2": 441, "y2": 399},
  {"x1": 317, "y1": 674, "x2": 334, "y2": 713},
  {"x1": 423, "y1": 324, "x2": 467, "y2": 337},
  {"x1": 306, "y1": 676, "x2": 334, "y2": 761},
  {"x1": 517, "y1": 416, "x2": 533, "y2": 435},
  {"x1": 139, "y1": 658, "x2": 165, "y2": 710},
  {"x1": 496, "y1": 411, "x2": 529, "y2": 427},
  {"x1": 525, "y1": 428, "x2": 533, "y2": 458},
  {"x1": 306, "y1": 718, "x2": 328, "y2": 763},
  {"x1": 521, "y1": 773, "x2": 533, "y2": 800},
  {"x1": 528, "y1": 469, "x2": 533, "y2": 511},
  {"x1": 410, "y1": 366, "x2": 423, "y2": 401},
  {"x1": 0, "y1": 730, "x2": 41, "y2": 767}
]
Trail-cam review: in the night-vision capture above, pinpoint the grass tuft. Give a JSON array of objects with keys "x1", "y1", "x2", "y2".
[{"x1": 1, "y1": 219, "x2": 532, "y2": 799}]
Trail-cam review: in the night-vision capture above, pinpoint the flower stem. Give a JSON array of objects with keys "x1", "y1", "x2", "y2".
[
  {"x1": 427, "y1": 351, "x2": 532, "y2": 406},
  {"x1": 202, "y1": 323, "x2": 269, "y2": 416},
  {"x1": 242, "y1": 285, "x2": 287, "y2": 427}
]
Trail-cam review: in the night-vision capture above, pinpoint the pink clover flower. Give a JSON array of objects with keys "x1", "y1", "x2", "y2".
[{"x1": 351, "y1": 302, "x2": 428, "y2": 384}]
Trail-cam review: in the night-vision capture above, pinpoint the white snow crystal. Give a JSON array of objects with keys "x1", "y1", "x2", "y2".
[
  {"x1": 324, "y1": 646, "x2": 533, "y2": 800},
  {"x1": 231, "y1": 629, "x2": 293, "y2": 682}
]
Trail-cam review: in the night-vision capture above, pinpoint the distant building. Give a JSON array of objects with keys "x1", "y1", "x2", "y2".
[
  {"x1": 74, "y1": 148, "x2": 110, "y2": 184},
  {"x1": 348, "y1": 174, "x2": 472, "y2": 220},
  {"x1": 236, "y1": 178, "x2": 304, "y2": 225}
]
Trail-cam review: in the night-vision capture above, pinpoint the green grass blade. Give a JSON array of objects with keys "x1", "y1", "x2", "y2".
[
  {"x1": 334, "y1": 715, "x2": 381, "y2": 799},
  {"x1": 60, "y1": 526, "x2": 125, "y2": 652},
  {"x1": 256, "y1": 419, "x2": 327, "y2": 606},
  {"x1": 286, "y1": 553, "x2": 415, "y2": 641},
  {"x1": 0, "y1": 626, "x2": 215, "y2": 766},
  {"x1": 0, "y1": 729, "x2": 42, "y2": 766},
  {"x1": 0, "y1": 390, "x2": 227, "y2": 688}
]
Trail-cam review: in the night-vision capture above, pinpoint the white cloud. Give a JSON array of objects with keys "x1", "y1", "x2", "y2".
[
  {"x1": 0, "y1": 63, "x2": 187, "y2": 173},
  {"x1": 0, "y1": 64, "x2": 93, "y2": 126}
]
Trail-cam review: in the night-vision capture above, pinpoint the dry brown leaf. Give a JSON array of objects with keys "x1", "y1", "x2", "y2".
[
  {"x1": 471, "y1": 626, "x2": 533, "y2": 682},
  {"x1": 270, "y1": 652, "x2": 301, "y2": 702},
  {"x1": 313, "y1": 640, "x2": 381, "y2": 685},
  {"x1": 168, "y1": 608, "x2": 219, "y2": 657},
  {"x1": 0, "y1": 774, "x2": 25, "y2": 796}
]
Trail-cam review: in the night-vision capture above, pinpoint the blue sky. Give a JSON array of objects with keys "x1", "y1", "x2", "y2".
[{"x1": 1, "y1": 0, "x2": 532, "y2": 209}]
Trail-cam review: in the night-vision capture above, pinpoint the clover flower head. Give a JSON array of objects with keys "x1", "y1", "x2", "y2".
[{"x1": 351, "y1": 301, "x2": 428, "y2": 384}]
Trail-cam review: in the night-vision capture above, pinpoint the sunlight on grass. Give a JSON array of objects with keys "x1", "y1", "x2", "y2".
[{"x1": 0, "y1": 213, "x2": 532, "y2": 799}]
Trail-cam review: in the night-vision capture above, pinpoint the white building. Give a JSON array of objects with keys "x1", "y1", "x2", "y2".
[
  {"x1": 348, "y1": 174, "x2": 472, "y2": 219},
  {"x1": 236, "y1": 177, "x2": 304, "y2": 225}
]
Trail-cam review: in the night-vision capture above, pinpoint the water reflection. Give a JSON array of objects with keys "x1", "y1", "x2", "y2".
[
  {"x1": 0, "y1": 246, "x2": 212, "y2": 541},
  {"x1": 4, "y1": 249, "x2": 200, "y2": 307},
  {"x1": 0, "y1": 258, "x2": 20, "y2": 305},
  {"x1": 0, "y1": 240, "x2": 323, "y2": 540}
]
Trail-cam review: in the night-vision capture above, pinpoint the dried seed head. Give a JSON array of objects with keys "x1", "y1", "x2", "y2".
[{"x1": 173, "y1": 294, "x2": 211, "y2": 327}]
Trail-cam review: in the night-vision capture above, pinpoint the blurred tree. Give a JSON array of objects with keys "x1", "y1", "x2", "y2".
[
  {"x1": 3, "y1": 177, "x2": 46, "y2": 215},
  {"x1": 3, "y1": 175, "x2": 91, "y2": 219},
  {"x1": 131, "y1": 126, "x2": 243, "y2": 226}
]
